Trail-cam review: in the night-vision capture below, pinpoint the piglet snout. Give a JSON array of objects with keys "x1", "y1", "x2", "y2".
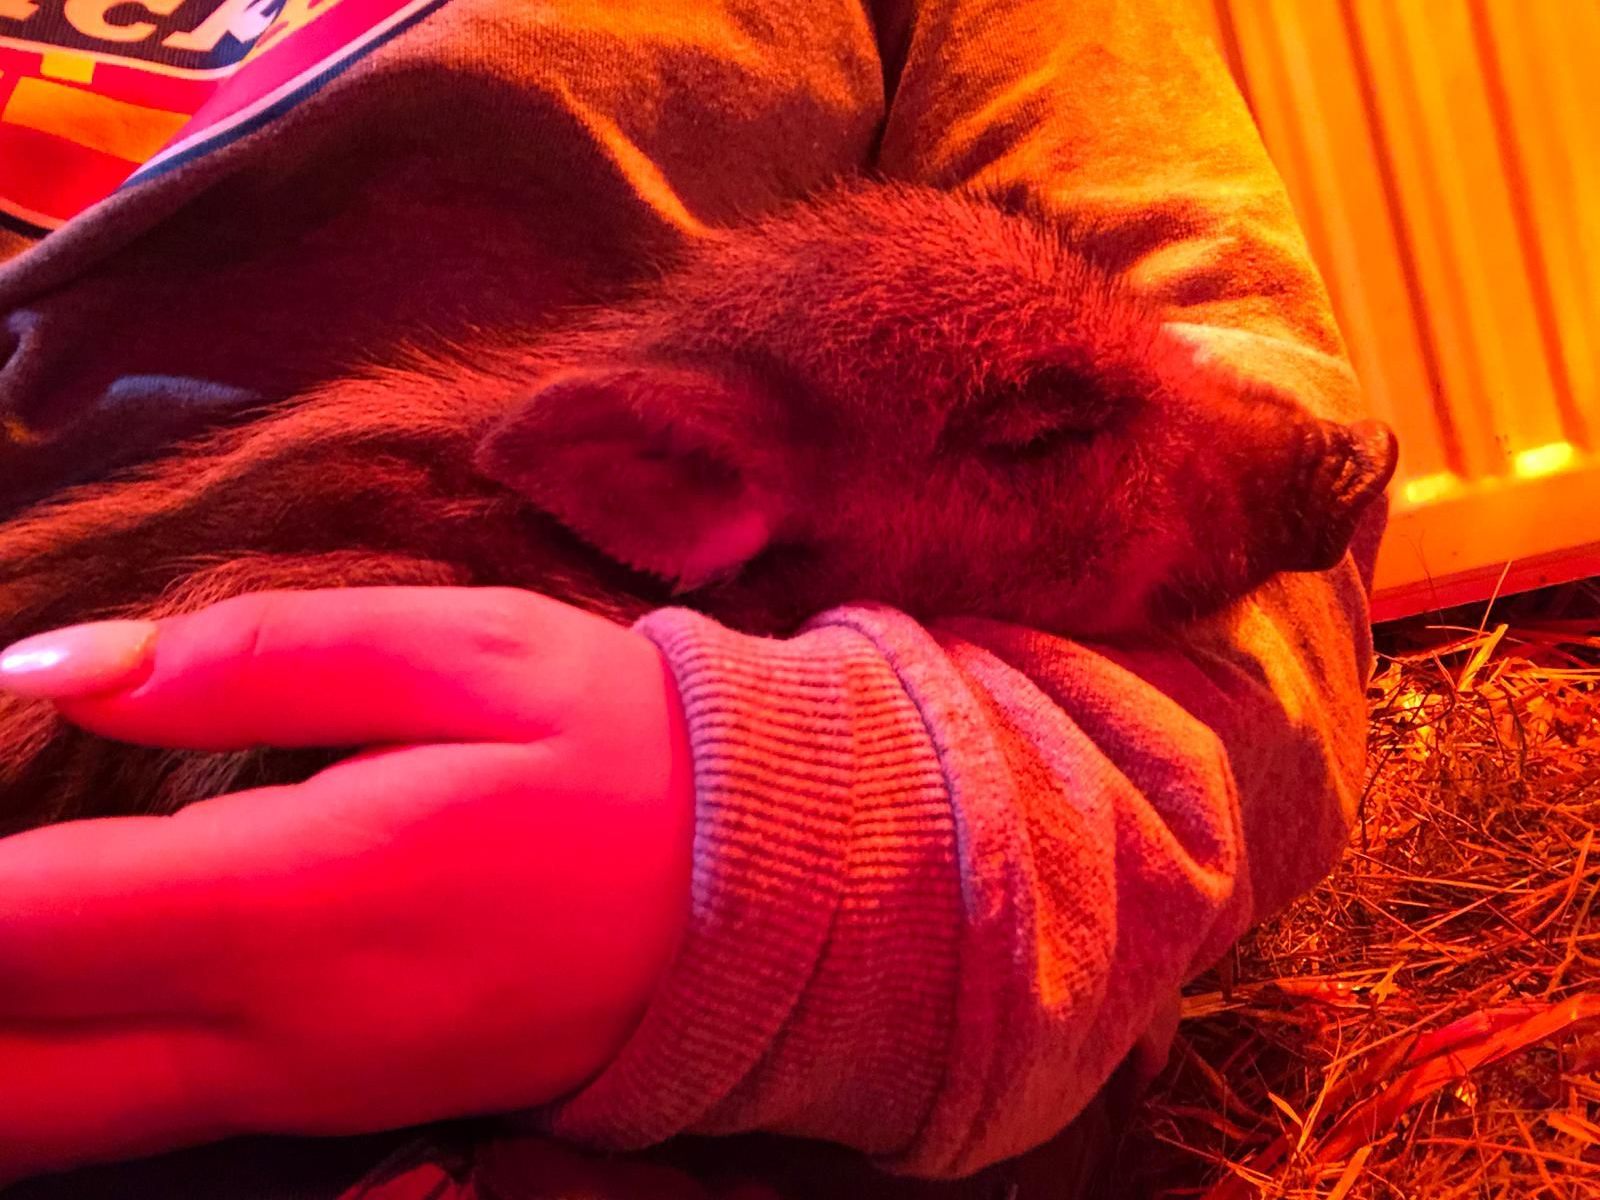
[{"x1": 1282, "y1": 418, "x2": 1399, "y2": 573}]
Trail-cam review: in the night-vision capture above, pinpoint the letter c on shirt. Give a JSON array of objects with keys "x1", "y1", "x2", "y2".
[{"x1": 64, "y1": 0, "x2": 184, "y2": 42}]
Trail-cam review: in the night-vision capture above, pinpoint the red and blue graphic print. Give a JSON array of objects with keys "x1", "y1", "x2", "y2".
[{"x1": 0, "y1": 0, "x2": 450, "y2": 236}]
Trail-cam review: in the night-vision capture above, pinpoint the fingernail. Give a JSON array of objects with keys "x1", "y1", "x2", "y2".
[{"x1": 0, "y1": 619, "x2": 159, "y2": 700}]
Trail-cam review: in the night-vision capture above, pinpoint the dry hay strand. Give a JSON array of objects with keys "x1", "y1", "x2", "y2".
[{"x1": 1123, "y1": 589, "x2": 1600, "y2": 1199}]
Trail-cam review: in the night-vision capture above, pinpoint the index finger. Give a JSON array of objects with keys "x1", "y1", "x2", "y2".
[{"x1": 3, "y1": 586, "x2": 626, "y2": 750}]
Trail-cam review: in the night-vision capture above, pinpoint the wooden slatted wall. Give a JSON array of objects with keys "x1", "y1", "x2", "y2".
[{"x1": 1193, "y1": 0, "x2": 1599, "y2": 619}]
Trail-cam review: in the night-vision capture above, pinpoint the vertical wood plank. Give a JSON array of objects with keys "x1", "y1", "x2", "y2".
[
  {"x1": 1349, "y1": 0, "x2": 1563, "y2": 477},
  {"x1": 1218, "y1": 1, "x2": 1600, "y2": 616},
  {"x1": 1476, "y1": 0, "x2": 1599, "y2": 451},
  {"x1": 1226, "y1": 0, "x2": 1447, "y2": 480}
]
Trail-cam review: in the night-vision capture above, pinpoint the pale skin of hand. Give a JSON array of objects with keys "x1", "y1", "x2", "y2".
[{"x1": 0, "y1": 586, "x2": 696, "y2": 1183}]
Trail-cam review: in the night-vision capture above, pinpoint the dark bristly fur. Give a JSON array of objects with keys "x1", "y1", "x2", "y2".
[{"x1": 0, "y1": 181, "x2": 1396, "y2": 836}]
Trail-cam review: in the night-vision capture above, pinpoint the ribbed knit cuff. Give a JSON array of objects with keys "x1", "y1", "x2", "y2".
[{"x1": 540, "y1": 606, "x2": 959, "y2": 1152}]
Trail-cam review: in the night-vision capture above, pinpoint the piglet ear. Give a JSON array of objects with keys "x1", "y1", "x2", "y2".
[{"x1": 472, "y1": 366, "x2": 781, "y2": 592}]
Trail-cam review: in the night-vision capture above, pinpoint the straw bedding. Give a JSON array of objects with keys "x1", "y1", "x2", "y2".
[{"x1": 1119, "y1": 580, "x2": 1600, "y2": 1199}]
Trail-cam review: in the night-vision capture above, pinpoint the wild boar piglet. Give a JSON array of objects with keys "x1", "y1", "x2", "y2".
[{"x1": 0, "y1": 179, "x2": 1396, "y2": 832}]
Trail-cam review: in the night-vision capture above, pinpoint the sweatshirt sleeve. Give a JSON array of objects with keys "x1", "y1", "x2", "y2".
[{"x1": 540, "y1": 0, "x2": 1381, "y2": 1178}]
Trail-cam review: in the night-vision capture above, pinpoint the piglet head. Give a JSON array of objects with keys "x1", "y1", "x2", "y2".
[{"x1": 469, "y1": 181, "x2": 1399, "y2": 637}]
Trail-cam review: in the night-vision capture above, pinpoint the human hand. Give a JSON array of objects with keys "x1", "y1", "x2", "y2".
[{"x1": 0, "y1": 587, "x2": 695, "y2": 1182}]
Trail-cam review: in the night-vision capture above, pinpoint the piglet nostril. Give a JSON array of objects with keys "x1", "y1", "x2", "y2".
[
  {"x1": 1277, "y1": 419, "x2": 1399, "y2": 574},
  {"x1": 1344, "y1": 419, "x2": 1400, "y2": 500}
]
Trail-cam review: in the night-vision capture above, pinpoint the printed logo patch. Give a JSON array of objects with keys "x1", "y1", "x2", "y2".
[{"x1": 0, "y1": 0, "x2": 448, "y2": 234}]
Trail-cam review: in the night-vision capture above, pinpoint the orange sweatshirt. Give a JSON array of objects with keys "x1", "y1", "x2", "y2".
[{"x1": 0, "y1": 0, "x2": 1382, "y2": 1193}]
